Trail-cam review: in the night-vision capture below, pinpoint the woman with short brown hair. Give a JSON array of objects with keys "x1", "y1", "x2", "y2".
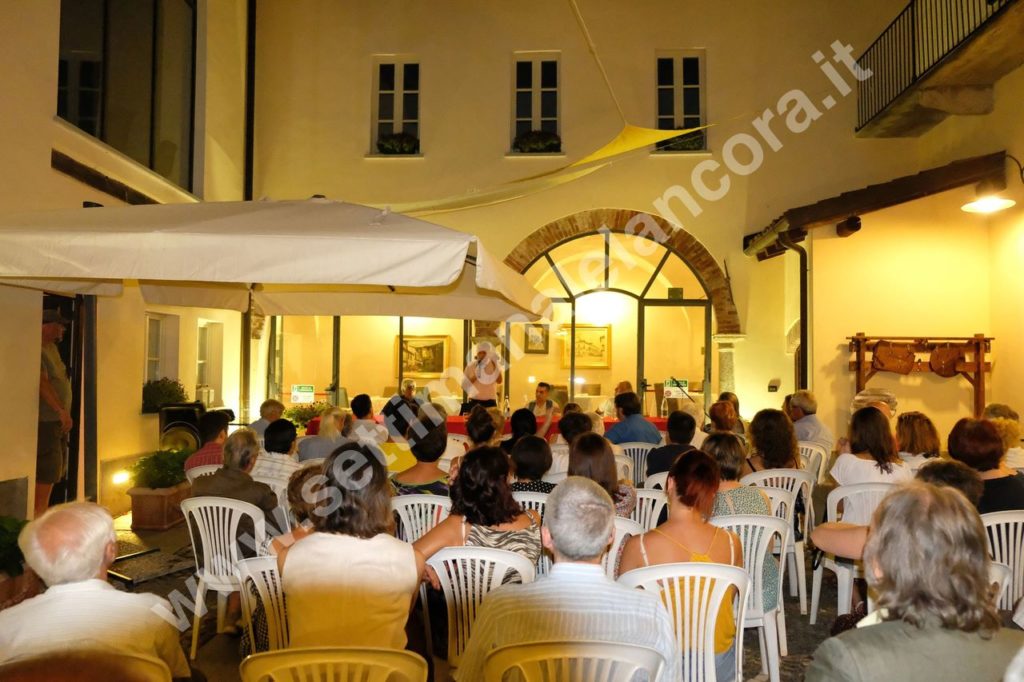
[
  {"x1": 569, "y1": 432, "x2": 636, "y2": 517},
  {"x1": 830, "y1": 407, "x2": 912, "y2": 524},
  {"x1": 895, "y1": 411, "x2": 941, "y2": 471}
]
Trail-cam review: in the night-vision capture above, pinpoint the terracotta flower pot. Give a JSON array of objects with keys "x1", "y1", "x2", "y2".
[{"x1": 127, "y1": 481, "x2": 191, "y2": 531}]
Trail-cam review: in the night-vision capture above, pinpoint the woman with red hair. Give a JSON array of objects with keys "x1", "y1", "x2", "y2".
[
  {"x1": 949, "y1": 417, "x2": 1024, "y2": 514},
  {"x1": 619, "y1": 450, "x2": 744, "y2": 682}
]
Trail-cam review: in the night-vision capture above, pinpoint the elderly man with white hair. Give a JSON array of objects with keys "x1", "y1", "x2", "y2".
[
  {"x1": 381, "y1": 378, "x2": 424, "y2": 441},
  {"x1": 787, "y1": 389, "x2": 835, "y2": 454},
  {"x1": 456, "y1": 477, "x2": 681, "y2": 682},
  {"x1": 0, "y1": 502, "x2": 192, "y2": 679}
]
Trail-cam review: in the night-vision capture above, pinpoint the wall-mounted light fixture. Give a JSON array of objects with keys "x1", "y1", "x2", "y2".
[{"x1": 961, "y1": 154, "x2": 1023, "y2": 214}]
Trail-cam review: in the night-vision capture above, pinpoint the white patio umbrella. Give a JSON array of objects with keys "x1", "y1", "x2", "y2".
[{"x1": 0, "y1": 197, "x2": 548, "y2": 321}]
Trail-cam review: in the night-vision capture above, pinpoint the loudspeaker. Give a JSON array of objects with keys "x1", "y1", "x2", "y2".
[{"x1": 159, "y1": 402, "x2": 204, "y2": 451}]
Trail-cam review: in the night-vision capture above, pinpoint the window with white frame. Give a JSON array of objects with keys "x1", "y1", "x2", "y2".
[
  {"x1": 372, "y1": 60, "x2": 420, "y2": 154},
  {"x1": 144, "y1": 312, "x2": 180, "y2": 383},
  {"x1": 511, "y1": 54, "x2": 560, "y2": 153},
  {"x1": 196, "y1": 320, "x2": 224, "y2": 406},
  {"x1": 655, "y1": 50, "x2": 706, "y2": 152}
]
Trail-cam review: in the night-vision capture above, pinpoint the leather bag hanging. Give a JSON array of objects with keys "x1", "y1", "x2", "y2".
[
  {"x1": 930, "y1": 343, "x2": 964, "y2": 378},
  {"x1": 872, "y1": 340, "x2": 915, "y2": 375}
]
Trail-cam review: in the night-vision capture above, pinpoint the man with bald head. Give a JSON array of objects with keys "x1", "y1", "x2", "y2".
[{"x1": 0, "y1": 503, "x2": 192, "y2": 679}]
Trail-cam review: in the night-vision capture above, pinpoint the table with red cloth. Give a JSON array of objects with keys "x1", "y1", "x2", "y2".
[{"x1": 445, "y1": 415, "x2": 668, "y2": 437}]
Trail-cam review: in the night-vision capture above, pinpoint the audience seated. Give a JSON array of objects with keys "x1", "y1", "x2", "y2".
[
  {"x1": 414, "y1": 447, "x2": 542, "y2": 572},
  {"x1": 268, "y1": 464, "x2": 323, "y2": 556},
  {"x1": 806, "y1": 482, "x2": 1024, "y2": 681},
  {"x1": 562, "y1": 402, "x2": 583, "y2": 414},
  {"x1": 297, "y1": 406, "x2": 349, "y2": 462},
  {"x1": 829, "y1": 407, "x2": 912, "y2": 524},
  {"x1": 456, "y1": 477, "x2": 681, "y2": 682},
  {"x1": 645, "y1": 410, "x2": 697, "y2": 478},
  {"x1": 991, "y1": 417, "x2": 1024, "y2": 470},
  {"x1": 605, "y1": 391, "x2": 661, "y2": 445},
  {"x1": 569, "y1": 433, "x2": 636, "y2": 518},
  {"x1": 949, "y1": 418, "x2": 1024, "y2": 514},
  {"x1": 250, "y1": 418, "x2": 301, "y2": 481},
  {"x1": 191, "y1": 429, "x2": 279, "y2": 521},
  {"x1": 620, "y1": 450, "x2": 744, "y2": 682},
  {"x1": 742, "y1": 408, "x2": 801, "y2": 476},
  {"x1": 0, "y1": 503, "x2": 192, "y2": 680},
  {"x1": 597, "y1": 380, "x2": 633, "y2": 417},
  {"x1": 716, "y1": 391, "x2": 748, "y2": 437},
  {"x1": 381, "y1": 379, "x2": 424, "y2": 442},
  {"x1": 349, "y1": 393, "x2": 390, "y2": 444},
  {"x1": 183, "y1": 411, "x2": 230, "y2": 471},
  {"x1": 502, "y1": 408, "x2": 537, "y2": 455},
  {"x1": 706, "y1": 401, "x2": 746, "y2": 447},
  {"x1": 549, "y1": 411, "x2": 593, "y2": 474},
  {"x1": 391, "y1": 415, "x2": 449, "y2": 496},
  {"x1": 510, "y1": 435, "x2": 556, "y2": 494},
  {"x1": 787, "y1": 390, "x2": 835, "y2": 455},
  {"x1": 527, "y1": 381, "x2": 561, "y2": 438},
  {"x1": 248, "y1": 398, "x2": 284, "y2": 438},
  {"x1": 895, "y1": 411, "x2": 941, "y2": 472},
  {"x1": 677, "y1": 399, "x2": 708, "y2": 449},
  {"x1": 280, "y1": 443, "x2": 423, "y2": 648}
]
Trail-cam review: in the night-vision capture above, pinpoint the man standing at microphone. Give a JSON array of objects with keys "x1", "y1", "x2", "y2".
[{"x1": 464, "y1": 342, "x2": 503, "y2": 409}]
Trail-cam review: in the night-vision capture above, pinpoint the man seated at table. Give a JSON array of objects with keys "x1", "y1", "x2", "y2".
[
  {"x1": 596, "y1": 380, "x2": 632, "y2": 417},
  {"x1": 0, "y1": 502, "x2": 194, "y2": 680},
  {"x1": 605, "y1": 391, "x2": 661, "y2": 445},
  {"x1": 248, "y1": 399, "x2": 284, "y2": 438},
  {"x1": 349, "y1": 393, "x2": 389, "y2": 444},
  {"x1": 183, "y1": 411, "x2": 231, "y2": 471},
  {"x1": 250, "y1": 418, "x2": 301, "y2": 482},
  {"x1": 381, "y1": 379, "x2": 423, "y2": 442},
  {"x1": 526, "y1": 381, "x2": 560, "y2": 439},
  {"x1": 646, "y1": 410, "x2": 697, "y2": 477},
  {"x1": 456, "y1": 477, "x2": 681, "y2": 681}
]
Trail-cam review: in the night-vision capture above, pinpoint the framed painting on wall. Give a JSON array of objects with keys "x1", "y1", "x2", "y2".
[
  {"x1": 524, "y1": 323, "x2": 549, "y2": 354},
  {"x1": 397, "y1": 335, "x2": 450, "y2": 378},
  {"x1": 562, "y1": 325, "x2": 611, "y2": 369}
]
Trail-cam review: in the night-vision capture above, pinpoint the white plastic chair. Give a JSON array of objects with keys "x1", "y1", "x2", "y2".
[
  {"x1": 742, "y1": 468, "x2": 815, "y2": 615},
  {"x1": 644, "y1": 471, "x2": 668, "y2": 490},
  {"x1": 447, "y1": 433, "x2": 471, "y2": 450},
  {"x1": 235, "y1": 557, "x2": 289, "y2": 652},
  {"x1": 239, "y1": 646, "x2": 428, "y2": 682},
  {"x1": 542, "y1": 470, "x2": 568, "y2": 484},
  {"x1": 618, "y1": 562, "x2": 749, "y2": 682},
  {"x1": 513, "y1": 491, "x2": 553, "y2": 575},
  {"x1": 180, "y1": 496, "x2": 267, "y2": 659},
  {"x1": 614, "y1": 454, "x2": 634, "y2": 484},
  {"x1": 297, "y1": 457, "x2": 325, "y2": 470},
  {"x1": 252, "y1": 475, "x2": 293, "y2": 536},
  {"x1": 989, "y1": 560, "x2": 1012, "y2": 607},
  {"x1": 797, "y1": 441, "x2": 828, "y2": 483},
  {"x1": 747, "y1": 486, "x2": 795, "y2": 655},
  {"x1": 425, "y1": 546, "x2": 537, "y2": 669},
  {"x1": 711, "y1": 514, "x2": 790, "y2": 682},
  {"x1": 185, "y1": 464, "x2": 220, "y2": 484},
  {"x1": 619, "y1": 442, "x2": 656, "y2": 487},
  {"x1": 982, "y1": 511, "x2": 1024, "y2": 610},
  {"x1": 630, "y1": 488, "x2": 668, "y2": 531},
  {"x1": 602, "y1": 516, "x2": 645, "y2": 579},
  {"x1": 391, "y1": 495, "x2": 452, "y2": 543},
  {"x1": 484, "y1": 641, "x2": 666, "y2": 682},
  {"x1": 809, "y1": 482, "x2": 895, "y2": 624}
]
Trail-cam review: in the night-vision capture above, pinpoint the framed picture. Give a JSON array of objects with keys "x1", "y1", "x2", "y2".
[
  {"x1": 562, "y1": 325, "x2": 612, "y2": 369},
  {"x1": 396, "y1": 335, "x2": 450, "y2": 378},
  {"x1": 523, "y1": 323, "x2": 549, "y2": 354}
]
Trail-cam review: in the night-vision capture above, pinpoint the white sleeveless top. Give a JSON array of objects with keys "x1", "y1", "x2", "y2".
[{"x1": 283, "y1": 532, "x2": 418, "y2": 649}]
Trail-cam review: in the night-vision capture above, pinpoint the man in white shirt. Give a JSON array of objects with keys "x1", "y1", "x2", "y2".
[
  {"x1": 457, "y1": 477, "x2": 681, "y2": 682},
  {"x1": 788, "y1": 390, "x2": 835, "y2": 454},
  {"x1": 0, "y1": 502, "x2": 192, "y2": 679},
  {"x1": 250, "y1": 418, "x2": 301, "y2": 482},
  {"x1": 463, "y1": 342, "x2": 502, "y2": 408},
  {"x1": 248, "y1": 398, "x2": 284, "y2": 437},
  {"x1": 349, "y1": 393, "x2": 390, "y2": 444}
]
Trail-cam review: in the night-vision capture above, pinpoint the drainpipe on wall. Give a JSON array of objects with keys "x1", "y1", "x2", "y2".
[
  {"x1": 777, "y1": 231, "x2": 809, "y2": 390},
  {"x1": 239, "y1": 0, "x2": 258, "y2": 423}
]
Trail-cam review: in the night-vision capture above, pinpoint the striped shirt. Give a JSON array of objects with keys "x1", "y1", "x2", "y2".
[
  {"x1": 456, "y1": 563, "x2": 682, "y2": 682},
  {"x1": 250, "y1": 451, "x2": 301, "y2": 481}
]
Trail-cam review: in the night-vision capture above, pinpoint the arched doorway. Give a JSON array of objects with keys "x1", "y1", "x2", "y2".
[{"x1": 505, "y1": 209, "x2": 740, "y2": 414}]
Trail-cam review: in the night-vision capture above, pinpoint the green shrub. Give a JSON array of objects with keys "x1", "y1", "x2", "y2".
[
  {"x1": 0, "y1": 516, "x2": 28, "y2": 577},
  {"x1": 142, "y1": 377, "x2": 189, "y2": 414},
  {"x1": 376, "y1": 132, "x2": 420, "y2": 155},
  {"x1": 131, "y1": 449, "x2": 192, "y2": 489},
  {"x1": 512, "y1": 129, "x2": 561, "y2": 153},
  {"x1": 283, "y1": 401, "x2": 332, "y2": 429}
]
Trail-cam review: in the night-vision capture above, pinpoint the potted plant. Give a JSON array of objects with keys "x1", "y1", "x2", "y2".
[
  {"x1": 512, "y1": 129, "x2": 561, "y2": 154},
  {"x1": 0, "y1": 516, "x2": 31, "y2": 607},
  {"x1": 142, "y1": 377, "x2": 189, "y2": 414},
  {"x1": 376, "y1": 132, "x2": 420, "y2": 155},
  {"x1": 284, "y1": 400, "x2": 333, "y2": 432},
  {"x1": 126, "y1": 449, "x2": 193, "y2": 530}
]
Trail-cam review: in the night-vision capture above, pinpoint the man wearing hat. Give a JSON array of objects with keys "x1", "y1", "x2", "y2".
[{"x1": 37, "y1": 309, "x2": 72, "y2": 518}]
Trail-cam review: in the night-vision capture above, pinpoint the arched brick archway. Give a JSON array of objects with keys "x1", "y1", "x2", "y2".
[{"x1": 504, "y1": 208, "x2": 741, "y2": 334}]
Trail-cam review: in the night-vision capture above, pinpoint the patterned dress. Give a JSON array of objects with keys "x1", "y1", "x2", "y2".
[
  {"x1": 390, "y1": 475, "x2": 449, "y2": 497},
  {"x1": 711, "y1": 486, "x2": 780, "y2": 612},
  {"x1": 510, "y1": 479, "x2": 557, "y2": 494}
]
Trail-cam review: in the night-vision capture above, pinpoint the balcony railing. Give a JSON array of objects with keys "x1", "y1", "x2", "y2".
[{"x1": 856, "y1": 0, "x2": 1015, "y2": 130}]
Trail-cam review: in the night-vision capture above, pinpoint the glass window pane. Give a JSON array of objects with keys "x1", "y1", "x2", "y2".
[
  {"x1": 540, "y1": 91, "x2": 557, "y2": 118},
  {"x1": 80, "y1": 60, "x2": 101, "y2": 88},
  {"x1": 379, "y1": 63, "x2": 395, "y2": 91},
  {"x1": 403, "y1": 63, "x2": 419, "y2": 90},
  {"x1": 646, "y1": 254, "x2": 707, "y2": 299},
  {"x1": 515, "y1": 119, "x2": 532, "y2": 136},
  {"x1": 403, "y1": 92, "x2": 418, "y2": 119},
  {"x1": 608, "y1": 233, "x2": 670, "y2": 294},
  {"x1": 79, "y1": 90, "x2": 98, "y2": 117},
  {"x1": 657, "y1": 117, "x2": 675, "y2": 130},
  {"x1": 58, "y1": 59, "x2": 68, "y2": 85},
  {"x1": 378, "y1": 92, "x2": 394, "y2": 120},
  {"x1": 516, "y1": 91, "x2": 532, "y2": 118},
  {"x1": 644, "y1": 305, "x2": 707, "y2": 412},
  {"x1": 377, "y1": 122, "x2": 392, "y2": 140},
  {"x1": 657, "y1": 88, "x2": 674, "y2": 117},
  {"x1": 546, "y1": 234, "x2": 607, "y2": 294},
  {"x1": 683, "y1": 115, "x2": 702, "y2": 128},
  {"x1": 683, "y1": 88, "x2": 700, "y2": 116},
  {"x1": 540, "y1": 119, "x2": 558, "y2": 134},
  {"x1": 148, "y1": 318, "x2": 161, "y2": 356},
  {"x1": 541, "y1": 60, "x2": 557, "y2": 88},
  {"x1": 516, "y1": 60, "x2": 532, "y2": 88},
  {"x1": 682, "y1": 57, "x2": 700, "y2": 85},
  {"x1": 147, "y1": 359, "x2": 160, "y2": 381},
  {"x1": 57, "y1": 90, "x2": 68, "y2": 118},
  {"x1": 401, "y1": 121, "x2": 418, "y2": 138},
  {"x1": 657, "y1": 58, "x2": 673, "y2": 86}
]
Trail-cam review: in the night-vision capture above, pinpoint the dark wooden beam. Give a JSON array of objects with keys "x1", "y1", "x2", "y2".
[{"x1": 50, "y1": 150, "x2": 159, "y2": 205}]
